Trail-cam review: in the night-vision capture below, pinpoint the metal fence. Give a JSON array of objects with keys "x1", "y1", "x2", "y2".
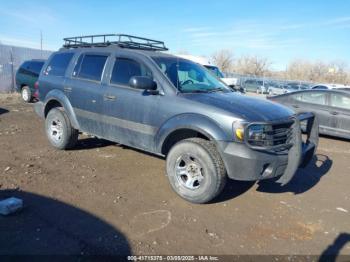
[
  {"x1": 224, "y1": 71, "x2": 314, "y2": 88},
  {"x1": 0, "y1": 43, "x2": 315, "y2": 93},
  {"x1": 0, "y1": 44, "x2": 52, "y2": 93}
]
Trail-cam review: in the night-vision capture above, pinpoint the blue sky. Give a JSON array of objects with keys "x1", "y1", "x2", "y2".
[{"x1": 0, "y1": 0, "x2": 349, "y2": 70}]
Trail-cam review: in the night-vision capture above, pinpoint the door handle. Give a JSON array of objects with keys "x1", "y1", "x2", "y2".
[
  {"x1": 292, "y1": 104, "x2": 299, "y2": 108},
  {"x1": 330, "y1": 111, "x2": 338, "y2": 115},
  {"x1": 64, "y1": 87, "x2": 72, "y2": 93},
  {"x1": 104, "y1": 95, "x2": 116, "y2": 101}
]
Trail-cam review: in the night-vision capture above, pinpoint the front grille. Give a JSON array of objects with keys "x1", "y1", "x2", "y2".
[{"x1": 246, "y1": 119, "x2": 294, "y2": 151}]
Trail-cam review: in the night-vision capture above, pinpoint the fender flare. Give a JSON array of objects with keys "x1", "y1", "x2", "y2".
[
  {"x1": 155, "y1": 113, "x2": 230, "y2": 153},
  {"x1": 43, "y1": 89, "x2": 80, "y2": 129}
]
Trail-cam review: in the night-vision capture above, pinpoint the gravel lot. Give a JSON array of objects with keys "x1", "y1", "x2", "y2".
[{"x1": 0, "y1": 93, "x2": 349, "y2": 257}]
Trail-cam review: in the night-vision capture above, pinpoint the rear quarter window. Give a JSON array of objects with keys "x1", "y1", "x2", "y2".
[
  {"x1": 45, "y1": 53, "x2": 74, "y2": 77},
  {"x1": 18, "y1": 61, "x2": 44, "y2": 77},
  {"x1": 330, "y1": 94, "x2": 350, "y2": 110}
]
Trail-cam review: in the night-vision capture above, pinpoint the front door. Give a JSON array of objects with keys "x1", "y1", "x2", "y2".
[{"x1": 103, "y1": 56, "x2": 161, "y2": 151}]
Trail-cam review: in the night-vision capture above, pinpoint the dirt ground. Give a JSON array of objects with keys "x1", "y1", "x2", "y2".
[{"x1": 0, "y1": 94, "x2": 350, "y2": 257}]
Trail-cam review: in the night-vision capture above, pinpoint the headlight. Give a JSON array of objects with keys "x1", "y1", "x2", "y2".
[
  {"x1": 233, "y1": 121, "x2": 246, "y2": 142},
  {"x1": 247, "y1": 124, "x2": 273, "y2": 146}
]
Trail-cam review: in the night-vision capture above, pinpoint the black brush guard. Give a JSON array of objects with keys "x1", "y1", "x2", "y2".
[{"x1": 276, "y1": 112, "x2": 319, "y2": 185}]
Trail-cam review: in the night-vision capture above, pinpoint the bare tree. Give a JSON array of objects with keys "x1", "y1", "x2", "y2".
[
  {"x1": 211, "y1": 49, "x2": 234, "y2": 73},
  {"x1": 233, "y1": 55, "x2": 271, "y2": 76},
  {"x1": 286, "y1": 59, "x2": 349, "y2": 84}
]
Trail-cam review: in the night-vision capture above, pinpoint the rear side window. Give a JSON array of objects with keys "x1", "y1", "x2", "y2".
[
  {"x1": 110, "y1": 58, "x2": 152, "y2": 86},
  {"x1": 74, "y1": 54, "x2": 108, "y2": 81},
  {"x1": 45, "y1": 53, "x2": 74, "y2": 77}
]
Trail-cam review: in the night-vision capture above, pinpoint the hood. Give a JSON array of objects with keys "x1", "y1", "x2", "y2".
[{"x1": 182, "y1": 92, "x2": 294, "y2": 122}]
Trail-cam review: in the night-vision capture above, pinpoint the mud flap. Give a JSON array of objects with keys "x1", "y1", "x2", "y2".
[{"x1": 276, "y1": 119, "x2": 302, "y2": 186}]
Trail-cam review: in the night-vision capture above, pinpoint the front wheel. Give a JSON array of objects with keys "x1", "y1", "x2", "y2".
[
  {"x1": 166, "y1": 138, "x2": 227, "y2": 204},
  {"x1": 45, "y1": 108, "x2": 78, "y2": 150}
]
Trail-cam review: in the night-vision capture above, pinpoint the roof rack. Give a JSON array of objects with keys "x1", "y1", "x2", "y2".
[{"x1": 63, "y1": 34, "x2": 168, "y2": 51}]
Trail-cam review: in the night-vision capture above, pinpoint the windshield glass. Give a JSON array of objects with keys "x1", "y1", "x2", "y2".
[
  {"x1": 204, "y1": 65, "x2": 224, "y2": 78},
  {"x1": 152, "y1": 57, "x2": 229, "y2": 93}
]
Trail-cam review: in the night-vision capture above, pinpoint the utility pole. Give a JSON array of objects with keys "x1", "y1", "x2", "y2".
[{"x1": 10, "y1": 47, "x2": 15, "y2": 92}]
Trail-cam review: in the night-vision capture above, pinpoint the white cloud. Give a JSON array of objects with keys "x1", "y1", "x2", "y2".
[
  {"x1": 0, "y1": 35, "x2": 39, "y2": 49},
  {"x1": 180, "y1": 16, "x2": 349, "y2": 51},
  {"x1": 183, "y1": 27, "x2": 213, "y2": 33},
  {"x1": 0, "y1": 7, "x2": 57, "y2": 27},
  {"x1": 0, "y1": 34, "x2": 57, "y2": 50}
]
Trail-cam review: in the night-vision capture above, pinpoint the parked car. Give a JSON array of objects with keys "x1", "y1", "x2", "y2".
[
  {"x1": 268, "y1": 83, "x2": 290, "y2": 95},
  {"x1": 283, "y1": 82, "x2": 309, "y2": 91},
  {"x1": 16, "y1": 59, "x2": 45, "y2": 102},
  {"x1": 243, "y1": 79, "x2": 268, "y2": 94},
  {"x1": 311, "y1": 84, "x2": 350, "y2": 90},
  {"x1": 34, "y1": 34, "x2": 318, "y2": 204},
  {"x1": 268, "y1": 90, "x2": 350, "y2": 139}
]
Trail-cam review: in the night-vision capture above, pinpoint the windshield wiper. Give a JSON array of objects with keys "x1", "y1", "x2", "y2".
[
  {"x1": 188, "y1": 90, "x2": 210, "y2": 93},
  {"x1": 207, "y1": 88, "x2": 225, "y2": 93}
]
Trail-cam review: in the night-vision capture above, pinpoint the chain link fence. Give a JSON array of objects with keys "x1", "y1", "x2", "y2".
[
  {"x1": 0, "y1": 44, "x2": 52, "y2": 93},
  {"x1": 224, "y1": 71, "x2": 314, "y2": 89},
  {"x1": 0, "y1": 43, "x2": 316, "y2": 93}
]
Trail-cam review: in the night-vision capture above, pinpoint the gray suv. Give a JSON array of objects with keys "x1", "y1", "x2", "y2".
[{"x1": 34, "y1": 34, "x2": 319, "y2": 203}]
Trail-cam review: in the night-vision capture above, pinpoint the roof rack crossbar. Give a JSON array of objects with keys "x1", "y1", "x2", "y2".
[{"x1": 63, "y1": 34, "x2": 168, "y2": 51}]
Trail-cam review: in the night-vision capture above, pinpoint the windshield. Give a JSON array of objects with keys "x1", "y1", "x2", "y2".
[
  {"x1": 152, "y1": 57, "x2": 229, "y2": 93},
  {"x1": 204, "y1": 65, "x2": 224, "y2": 78}
]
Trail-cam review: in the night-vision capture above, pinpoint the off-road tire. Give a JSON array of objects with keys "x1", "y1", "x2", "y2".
[
  {"x1": 21, "y1": 86, "x2": 32, "y2": 102},
  {"x1": 166, "y1": 138, "x2": 227, "y2": 204},
  {"x1": 45, "y1": 107, "x2": 78, "y2": 150}
]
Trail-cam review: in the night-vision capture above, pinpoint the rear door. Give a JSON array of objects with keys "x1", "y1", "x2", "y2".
[
  {"x1": 329, "y1": 92, "x2": 350, "y2": 138},
  {"x1": 64, "y1": 52, "x2": 109, "y2": 136}
]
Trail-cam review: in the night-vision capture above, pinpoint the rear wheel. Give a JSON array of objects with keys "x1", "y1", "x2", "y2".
[
  {"x1": 166, "y1": 138, "x2": 227, "y2": 204},
  {"x1": 45, "y1": 108, "x2": 78, "y2": 150},
  {"x1": 21, "y1": 86, "x2": 32, "y2": 102}
]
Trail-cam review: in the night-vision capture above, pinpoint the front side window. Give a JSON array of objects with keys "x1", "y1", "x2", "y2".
[
  {"x1": 45, "y1": 53, "x2": 74, "y2": 77},
  {"x1": 74, "y1": 54, "x2": 108, "y2": 81},
  {"x1": 111, "y1": 58, "x2": 152, "y2": 86},
  {"x1": 330, "y1": 94, "x2": 350, "y2": 109},
  {"x1": 294, "y1": 92, "x2": 327, "y2": 105},
  {"x1": 152, "y1": 57, "x2": 229, "y2": 93}
]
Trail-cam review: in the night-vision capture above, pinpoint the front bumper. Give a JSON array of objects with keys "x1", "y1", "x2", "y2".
[{"x1": 218, "y1": 112, "x2": 319, "y2": 185}]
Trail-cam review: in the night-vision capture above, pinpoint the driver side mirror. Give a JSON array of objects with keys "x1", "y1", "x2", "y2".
[{"x1": 129, "y1": 76, "x2": 158, "y2": 94}]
